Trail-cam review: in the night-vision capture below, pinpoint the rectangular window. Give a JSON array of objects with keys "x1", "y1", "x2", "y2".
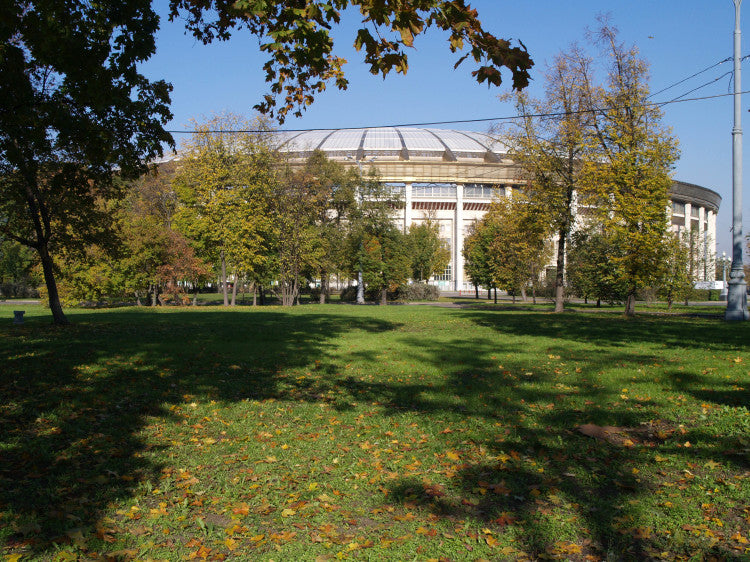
[
  {"x1": 412, "y1": 183, "x2": 457, "y2": 197},
  {"x1": 463, "y1": 184, "x2": 503, "y2": 198},
  {"x1": 434, "y1": 264, "x2": 452, "y2": 282},
  {"x1": 672, "y1": 201, "x2": 685, "y2": 215},
  {"x1": 384, "y1": 183, "x2": 405, "y2": 196},
  {"x1": 691, "y1": 206, "x2": 700, "y2": 218}
]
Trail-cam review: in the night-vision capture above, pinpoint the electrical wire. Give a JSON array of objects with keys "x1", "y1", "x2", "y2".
[
  {"x1": 648, "y1": 56, "x2": 732, "y2": 99},
  {"x1": 657, "y1": 71, "x2": 734, "y2": 106},
  {"x1": 164, "y1": 56, "x2": 750, "y2": 134},
  {"x1": 166, "y1": 89, "x2": 750, "y2": 134}
]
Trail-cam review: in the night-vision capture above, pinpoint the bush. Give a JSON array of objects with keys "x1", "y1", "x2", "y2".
[
  {"x1": 339, "y1": 286, "x2": 359, "y2": 302},
  {"x1": 0, "y1": 282, "x2": 39, "y2": 299},
  {"x1": 396, "y1": 283, "x2": 440, "y2": 302},
  {"x1": 636, "y1": 287, "x2": 658, "y2": 304},
  {"x1": 37, "y1": 282, "x2": 78, "y2": 308},
  {"x1": 309, "y1": 287, "x2": 329, "y2": 303}
]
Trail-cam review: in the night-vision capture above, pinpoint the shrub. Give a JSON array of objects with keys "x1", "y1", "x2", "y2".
[
  {"x1": 37, "y1": 283, "x2": 78, "y2": 308},
  {"x1": 396, "y1": 283, "x2": 440, "y2": 302},
  {"x1": 309, "y1": 287, "x2": 329, "y2": 303},
  {"x1": 339, "y1": 286, "x2": 359, "y2": 302}
]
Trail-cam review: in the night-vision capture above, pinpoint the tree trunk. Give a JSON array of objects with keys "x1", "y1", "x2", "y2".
[
  {"x1": 252, "y1": 282, "x2": 257, "y2": 306},
  {"x1": 554, "y1": 230, "x2": 566, "y2": 313},
  {"x1": 221, "y1": 250, "x2": 229, "y2": 307},
  {"x1": 356, "y1": 270, "x2": 365, "y2": 304},
  {"x1": 521, "y1": 286, "x2": 527, "y2": 302},
  {"x1": 532, "y1": 286, "x2": 537, "y2": 305},
  {"x1": 474, "y1": 284, "x2": 479, "y2": 299},
  {"x1": 281, "y1": 279, "x2": 297, "y2": 306},
  {"x1": 259, "y1": 286, "x2": 265, "y2": 305},
  {"x1": 151, "y1": 283, "x2": 159, "y2": 307},
  {"x1": 625, "y1": 293, "x2": 636, "y2": 317},
  {"x1": 319, "y1": 273, "x2": 328, "y2": 304},
  {"x1": 193, "y1": 288, "x2": 198, "y2": 306},
  {"x1": 494, "y1": 288, "x2": 498, "y2": 304},
  {"x1": 488, "y1": 289, "x2": 491, "y2": 300},
  {"x1": 596, "y1": 298, "x2": 601, "y2": 308},
  {"x1": 135, "y1": 291, "x2": 142, "y2": 306},
  {"x1": 230, "y1": 270, "x2": 238, "y2": 306},
  {"x1": 38, "y1": 244, "x2": 68, "y2": 325},
  {"x1": 380, "y1": 287, "x2": 388, "y2": 306}
]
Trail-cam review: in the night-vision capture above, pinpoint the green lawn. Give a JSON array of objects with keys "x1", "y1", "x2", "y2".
[{"x1": 1, "y1": 304, "x2": 748, "y2": 561}]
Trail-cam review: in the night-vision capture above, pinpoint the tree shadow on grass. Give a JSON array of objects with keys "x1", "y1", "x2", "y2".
[
  {"x1": 358, "y1": 316, "x2": 749, "y2": 560},
  {"x1": 0, "y1": 309, "x2": 398, "y2": 556},
  {"x1": 459, "y1": 308, "x2": 749, "y2": 350},
  {"x1": 1, "y1": 306, "x2": 748, "y2": 559}
]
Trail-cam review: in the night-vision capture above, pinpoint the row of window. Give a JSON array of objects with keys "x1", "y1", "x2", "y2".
[
  {"x1": 393, "y1": 183, "x2": 508, "y2": 198},
  {"x1": 671, "y1": 200, "x2": 702, "y2": 218}
]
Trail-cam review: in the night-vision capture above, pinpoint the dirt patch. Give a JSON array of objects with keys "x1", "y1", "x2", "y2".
[{"x1": 576, "y1": 420, "x2": 675, "y2": 447}]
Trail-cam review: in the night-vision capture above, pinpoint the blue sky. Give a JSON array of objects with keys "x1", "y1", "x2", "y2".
[{"x1": 143, "y1": 1, "x2": 749, "y2": 256}]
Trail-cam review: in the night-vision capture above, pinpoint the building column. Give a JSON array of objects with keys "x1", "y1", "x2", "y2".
[
  {"x1": 404, "y1": 183, "x2": 413, "y2": 231},
  {"x1": 698, "y1": 206, "x2": 707, "y2": 281},
  {"x1": 455, "y1": 184, "x2": 464, "y2": 292},
  {"x1": 707, "y1": 209, "x2": 717, "y2": 279}
]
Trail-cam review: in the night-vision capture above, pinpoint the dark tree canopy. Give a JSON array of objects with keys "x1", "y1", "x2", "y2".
[
  {"x1": 169, "y1": 0, "x2": 534, "y2": 121},
  {"x1": 0, "y1": 0, "x2": 174, "y2": 323}
]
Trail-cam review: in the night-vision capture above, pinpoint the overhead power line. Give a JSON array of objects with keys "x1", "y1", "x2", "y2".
[
  {"x1": 164, "y1": 55, "x2": 749, "y2": 134},
  {"x1": 166, "y1": 89, "x2": 750, "y2": 134},
  {"x1": 648, "y1": 56, "x2": 733, "y2": 99}
]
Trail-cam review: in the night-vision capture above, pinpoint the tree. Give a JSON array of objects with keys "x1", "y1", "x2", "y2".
[
  {"x1": 407, "y1": 218, "x2": 451, "y2": 283},
  {"x1": 46, "y1": 171, "x2": 210, "y2": 307},
  {"x1": 272, "y1": 158, "x2": 331, "y2": 306},
  {"x1": 301, "y1": 151, "x2": 359, "y2": 304},
  {"x1": 659, "y1": 231, "x2": 694, "y2": 311},
  {"x1": 499, "y1": 46, "x2": 595, "y2": 313},
  {"x1": 0, "y1": 0, "x2": 173, "y2": 324},
  {"x1": 582, "y1": 21, "x2": 679, "y2": 316},
  {"x1": 359, "y1": 227, "x2": 411, "y2": 305},
  {"x1": 169, "y1": 0, "x2": 533, "y2": 122},
  {"x1": 463, "y1": 220, "x2": 497, "y2": 299},
  {"x1": 0, "y1": 239, "x2": 40, "y2": 298},
  {"x1": 463, "y1": 196, "x2": 550, "y2": 302},
  {"x1": 567, "y1": 226, "x2": 628, "y2": 306},
  {"x1": 120, "y1": 169, "x2": 210, "y2": 306},
  {"x1": 172, "y1": 113, "x2": 276, "y2": 306},
  {"x1": 345, "y1": 177, "x2": 408, "y2": 305}
]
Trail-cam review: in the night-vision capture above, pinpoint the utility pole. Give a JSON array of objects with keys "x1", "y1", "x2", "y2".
[{"x1": 726, "y1": 0, "x2": 749, "y2": 321}]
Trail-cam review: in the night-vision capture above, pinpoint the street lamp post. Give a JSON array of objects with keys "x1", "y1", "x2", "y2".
[
  {"x1": 720, "y1": 251, "x2": 730, "y2": 301},
  {"x1": 726, "y1": 0, "x2": 749, "y2": 320}
]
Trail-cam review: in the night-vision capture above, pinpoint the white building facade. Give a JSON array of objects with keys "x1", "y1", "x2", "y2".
[{"x1": 277, "y1": 127, "x2": 721, "y2": 291}]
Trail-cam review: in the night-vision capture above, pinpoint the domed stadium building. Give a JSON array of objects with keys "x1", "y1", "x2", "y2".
[{"x1": 276, "y1": 127, "x2": 722, "y2": 292}]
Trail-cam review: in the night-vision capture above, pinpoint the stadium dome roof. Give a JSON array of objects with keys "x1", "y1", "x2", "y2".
[{"x1": 275, "y1": 127, "x2": 508, "y2": 163}]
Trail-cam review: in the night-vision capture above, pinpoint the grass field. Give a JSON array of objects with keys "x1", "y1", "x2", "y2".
[{"x1": 1, "y1": 303, "x2": 749, "y2": 561}]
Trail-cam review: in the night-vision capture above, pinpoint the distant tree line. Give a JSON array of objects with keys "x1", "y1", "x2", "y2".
[{"x1": 19, "y1": 113, "x2": 449, "y2": 308}]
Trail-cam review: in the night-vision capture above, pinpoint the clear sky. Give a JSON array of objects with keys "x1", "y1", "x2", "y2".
[{"x1": 142, "y1": 0, "x2": 750, "y2": 257}]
